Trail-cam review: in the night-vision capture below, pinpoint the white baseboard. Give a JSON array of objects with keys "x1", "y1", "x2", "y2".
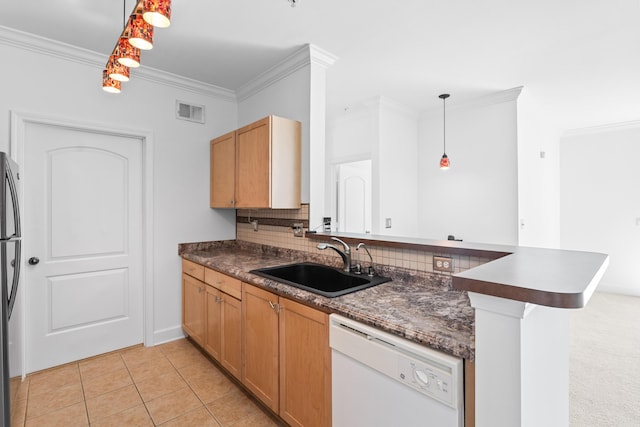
[
  {"x1": 150, "y1": 325, "x2": 186, "y2": 347},
  {"x1": 596, "y1": 283, "x2": 640, "y2": 298}
]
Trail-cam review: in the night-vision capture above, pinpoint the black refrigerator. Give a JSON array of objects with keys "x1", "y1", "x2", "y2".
[{"x1": 0, "y1": 152, "x2": 21, "y2": 426}]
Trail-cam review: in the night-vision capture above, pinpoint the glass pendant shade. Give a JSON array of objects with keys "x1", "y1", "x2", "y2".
[
  {"x1": 102, "y1": 70, "x2": 121, "y2": 93},
  {"x1": 143, "y1": 0, "x2": 171, "y2": 28},
  {"x1": 440, "y1": 153, "x2": 450, "y2": 170},
  {"x1": 127, "y1": 14, "x2": 154, "y2": 50},
  {"x1": 107, "y1": 55, "x2": 130, "y2": 82},
  {"x1": 115, "y1": 37, "x2": 141, "y2": 68}
]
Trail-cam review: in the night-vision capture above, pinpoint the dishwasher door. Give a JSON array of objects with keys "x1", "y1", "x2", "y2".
[{"x1": 330, "y1": 314, "x2": 463, "y2": 427}]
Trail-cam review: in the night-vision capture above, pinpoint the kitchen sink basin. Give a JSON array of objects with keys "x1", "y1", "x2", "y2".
[{"x1": 250, "y1": 262, "x2": 391, "y2": 298}]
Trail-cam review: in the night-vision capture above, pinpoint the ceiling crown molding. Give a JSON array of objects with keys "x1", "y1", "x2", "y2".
[
  {"x1": 562, "y1": 119, "x2": 640, "y2": 137},
  {"x1": 236, "y1": 43, "x2": 337, "y2": 102},
  {"x1": 0, "y1": 25, "x2": 235, "y2": 101},
  {"x1": 418, "y1": 86, "x2": 524, "y2": 119}
]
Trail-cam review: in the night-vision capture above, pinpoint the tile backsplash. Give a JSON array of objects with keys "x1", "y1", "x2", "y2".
[{"x1": 236, "y1": 206, "x2": 490, "y2": 275}]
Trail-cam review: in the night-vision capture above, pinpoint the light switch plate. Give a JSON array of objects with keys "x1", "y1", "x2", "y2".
[{"x1": 433, "y1": 256, "x2": 454, "y2": 273}]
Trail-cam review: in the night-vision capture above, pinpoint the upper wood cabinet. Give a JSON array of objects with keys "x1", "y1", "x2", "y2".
[
  {"x1": 210, "y1": 115, "x2": 301, "y2": 209},
  {"x1": 210, "y1": 131, "x2": 236, "y2": 208}
]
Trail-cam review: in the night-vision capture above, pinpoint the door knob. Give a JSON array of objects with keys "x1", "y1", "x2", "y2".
[{"x1": 28, "y1": 257, "x2": 40, "y2": 265}]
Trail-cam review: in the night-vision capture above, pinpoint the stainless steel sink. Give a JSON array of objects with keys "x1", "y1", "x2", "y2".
[{"x1": 250, "y1": 262, "x2": 391, "y2": 298}]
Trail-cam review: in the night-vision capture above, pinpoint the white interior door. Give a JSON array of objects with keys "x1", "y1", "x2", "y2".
[
  {"x1": 24, "y1": 122, "x2": 143, "y2": 373},
  {"x1": 337, "y1": 160, "x2": 372, "y2": 233}
]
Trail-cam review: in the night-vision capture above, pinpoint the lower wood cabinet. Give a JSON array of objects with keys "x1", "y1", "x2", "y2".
[
  {"x1": 279, "y1": 297, "x2": 331, "y2": 427},
  {"x1": 242, "y1": 283, "x2": 280, "y2": 411},
  {"x1": 182, "y1": 273, "x2": 205, "y2": 346},
  {"x1": 204, "y1": 285, "x2": 242, "y2": 379},
  {"x1": 183, "y1": 263, "x2": 242, "y2": 380},
  {"x1": 183, "y1": 263, "x2": 331, "y2": 426},
  {"x1": 242, "y1": 283, "x2": 331, "y2": 427}
]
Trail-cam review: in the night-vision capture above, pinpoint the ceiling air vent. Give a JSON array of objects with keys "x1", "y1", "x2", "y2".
[{"x1": 176, "y1": 100, "x2": 205, "y2": 124}]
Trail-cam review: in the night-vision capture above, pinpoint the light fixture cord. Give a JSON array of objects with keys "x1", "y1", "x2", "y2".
[{"x1": 443, "y1": 96, "x2": 446, "y2": 153}]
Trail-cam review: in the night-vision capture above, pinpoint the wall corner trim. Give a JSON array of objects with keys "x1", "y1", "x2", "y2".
[{"x1": 236, "y1": 43, "x2": 337, "y2": 102}]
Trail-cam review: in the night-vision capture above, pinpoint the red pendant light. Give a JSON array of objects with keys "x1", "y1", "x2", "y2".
[
  {"x1": 143, "y1": 0, "x2": 171, "y2": 28},
  {"x1": 439, "y1": 93, "x2": 451, "y2": 170},
  {"x1": 127, "y1": 13, "x2": 154, "y2": 50},
  {"x1": 115, "y1": 37, "x2": 141, "y2": 68},
  {"x1": 107, "y1": 55, "x2": 130, "y2": 82},
  {"x1": 102, "y1": 70, "x2": 122, "y2": 93},
  {"x1": 440, "y1": 153, "x2": 450, "y2": 169}
]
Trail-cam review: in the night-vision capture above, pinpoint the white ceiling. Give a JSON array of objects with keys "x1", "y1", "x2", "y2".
[{"x1": 1, "y1": 0, "x2": 639, "y2": 129}]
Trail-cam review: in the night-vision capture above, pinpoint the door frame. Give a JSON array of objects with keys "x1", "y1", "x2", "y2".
[{"x1": 9, "y1": 110, "x2": 155, "y2": 375}]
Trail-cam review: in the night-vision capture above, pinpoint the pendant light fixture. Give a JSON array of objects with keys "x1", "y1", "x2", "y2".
[
  {"x1": 127, "y1": 12, "x2": 154, "y2": 50},
  {"x1": 107, "y1": 55, "x2": 130, "y2": 82},
  {"x1": 439, "y1": 93, "x2": 451, "y2": 170},
  {"x1": 142, "y1": 0, "x2": 171, "y2": 28},
  {"x1": 115, "y1": 37, "x2": 141, "y2": 68},
  {"x1": 102, "y1": 0, "x2": 172, "y2": 93},
  {"x1": 102, "y1": 70, "x2": 122, "y2": 93}
]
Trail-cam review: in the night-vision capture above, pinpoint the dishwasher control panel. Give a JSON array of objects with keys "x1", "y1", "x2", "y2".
[{"x1": 397, "y1": 354, "x2": 455, "y2": 406}]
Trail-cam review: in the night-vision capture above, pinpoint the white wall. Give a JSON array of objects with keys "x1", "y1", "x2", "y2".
[
  {"x1": 560, "y1": 123, "x2": 640, "y2": 296},
  {"x1": 517, "y1": 87, "x2": 562, "y2": 248},
  {"x1": 0, "y1": 30, "x2": 238, "y2": 348},
  {"x1": 376, "y1": 99, "x2": 419, "y2": 236},
  {"x1": 326, "y1": 97, "x2": 419, "y2": 235},
  {"x1": 417, "y1": 90, "x2": 520, "y2": 245}
]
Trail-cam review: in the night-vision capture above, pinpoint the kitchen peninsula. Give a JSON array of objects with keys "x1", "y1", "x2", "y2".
[
  {"x1": 180, "y1": 233, "x2": 608, "y2": 427},
  {"x1": 308, "y1": 232, "x2": 609, "y2": 427}
]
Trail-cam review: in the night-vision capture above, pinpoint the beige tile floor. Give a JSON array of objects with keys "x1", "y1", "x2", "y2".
[{"x1": 10, "y1": 339, "x2": 282, "y2": 427}]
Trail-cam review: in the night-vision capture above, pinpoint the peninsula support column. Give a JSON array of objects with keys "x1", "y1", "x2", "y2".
[{"x1": 469, "y1": 293, "x2": 570, "y2": 427}]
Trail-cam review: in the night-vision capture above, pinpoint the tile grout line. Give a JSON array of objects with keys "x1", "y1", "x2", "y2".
[
  {"x1": 161, "y1": 346, "x2": 224, "y2": 427},
  {"x1": 77, "y1": 361, "x2": 90, "y2": 426},
  {"x1": 121, "y1": 350, "x2": 164, "y2": 426}
]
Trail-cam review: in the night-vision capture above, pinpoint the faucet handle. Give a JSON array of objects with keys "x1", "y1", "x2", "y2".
[{"x1": 331, "y1": 237, "x2": 350, "y2": 253}]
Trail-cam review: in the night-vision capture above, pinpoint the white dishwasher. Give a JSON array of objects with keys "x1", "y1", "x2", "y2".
[{"x1": 330, "y1": 314, "x2": 464, "y2": 427}]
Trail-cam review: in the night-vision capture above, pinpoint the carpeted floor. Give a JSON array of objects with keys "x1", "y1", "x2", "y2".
[{"x1": 569, "y1": 291, "x2": 640, "y2": 426}]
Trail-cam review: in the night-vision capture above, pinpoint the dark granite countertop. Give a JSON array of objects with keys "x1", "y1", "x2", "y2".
[
  {"x1": 308, "y1": 232, "x2": 610, "y2": 309},
  {"x1": 180, "y1": 241, "x2": 475, "y2": 360}
]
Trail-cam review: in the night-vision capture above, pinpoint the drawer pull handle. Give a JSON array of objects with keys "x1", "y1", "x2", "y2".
[{"x1": 268, "y1": 301, "x2": 280, "y2": 313}]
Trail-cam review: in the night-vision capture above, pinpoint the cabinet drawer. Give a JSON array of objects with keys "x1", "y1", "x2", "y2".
[
  {"x1": 182, "y1": 259, "x2": 204, "y2": 281},
  {"x1": 205, "y1": 268, "x2": 242, "y2": 300}
]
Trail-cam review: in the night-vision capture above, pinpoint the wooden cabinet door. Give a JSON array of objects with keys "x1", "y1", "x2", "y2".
[
  {"x1": 279, "y1": 298, "x2": 331, "y2": 427},
  {"x1": 235, "y1": 117, "x2": 271, "y2": 208},
  {"x1": 221, "y1": 294, "x2": 242, "y2": 379},
  {"x1": 182, "y1": 273, "x2": 205, "y2": 346},
  {"x1": 204, "y1": 285, "x2": 222, "y2": 361},
  {"x1": 242, "y1": 283, "x2": 279, "y2": 412},
  {"x1": 210, "y1": 131, "x2": 236, "y2": 208}
]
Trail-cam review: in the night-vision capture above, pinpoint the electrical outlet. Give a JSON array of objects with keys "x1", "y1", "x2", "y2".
[
  {"x1": 433, "y1": 256, "x2": 454, "y2": 273},
  {"x1": 293, "y1": 223, "x2": 304, "y2": 237},
  {"x1": 385, "y1": 218, "x2": 392, "y2": 228}
]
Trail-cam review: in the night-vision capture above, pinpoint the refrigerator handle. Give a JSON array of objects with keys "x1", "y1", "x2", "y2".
[
  {"x1": 7, "y1": 158, "x2": 20, "y2": 238},
  {"x1": 7, "y1": 240, "x2": 21, "y2": 319}
]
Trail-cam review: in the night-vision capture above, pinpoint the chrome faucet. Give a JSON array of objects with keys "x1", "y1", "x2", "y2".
[
  {"x1": 317, "y1": 237, "x2": 352, "y2": 272},
  {"x1": 356, "y1": 243, "x2": 375, "y2": 277}
]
